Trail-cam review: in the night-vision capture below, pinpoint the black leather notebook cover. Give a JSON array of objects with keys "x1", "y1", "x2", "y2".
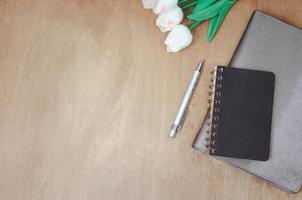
[{"x1": 207, "y1": 66, "x2": 275, "y2": 161}]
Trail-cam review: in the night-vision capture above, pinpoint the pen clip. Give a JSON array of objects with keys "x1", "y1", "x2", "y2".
[{"x1": 179, "y1": 108, "x2": 189, "y2": 130}]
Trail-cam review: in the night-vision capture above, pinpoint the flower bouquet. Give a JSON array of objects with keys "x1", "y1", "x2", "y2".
[{"x1": 142, "y1": 0, "x2": 237, "y2": 52}]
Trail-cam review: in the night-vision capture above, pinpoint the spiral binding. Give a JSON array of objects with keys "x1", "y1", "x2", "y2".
[{"x1": 206, "y1": 66, "x2": 224, "y2": 155}]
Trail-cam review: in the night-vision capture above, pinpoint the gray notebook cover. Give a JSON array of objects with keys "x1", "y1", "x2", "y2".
[{"x1": 193, "y1": 10, "x2": 302, "y2": 193}]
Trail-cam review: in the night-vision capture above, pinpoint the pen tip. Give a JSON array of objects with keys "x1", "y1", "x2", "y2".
[{"x1": 196, "y1": 60, "x2": 204, "y2": 72}]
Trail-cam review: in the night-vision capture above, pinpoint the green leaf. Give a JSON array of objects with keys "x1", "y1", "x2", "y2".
[
  {"x1": 192, "y1": 0, "x2": 218, "y2": 14},
  {"x1": 188, "y1": 0, "x2": 229, "y2": 21},
  {"x1": 207, "y1": 0, "x2": 236, "y2": 42},
  {"x1": 208, "y1": 15, "x2": 219, "y2": 42}
]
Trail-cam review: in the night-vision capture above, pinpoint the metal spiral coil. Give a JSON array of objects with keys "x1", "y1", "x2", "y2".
[{"x1": 206, "y1": 66, "x2": 224, "y2": 155}]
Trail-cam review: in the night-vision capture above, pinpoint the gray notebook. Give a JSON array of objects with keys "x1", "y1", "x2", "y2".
[{"x1": 193, "y1": 10, "x2": 302, "y2": 193}]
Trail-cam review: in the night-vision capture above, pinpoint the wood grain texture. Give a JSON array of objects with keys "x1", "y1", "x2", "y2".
[{"x1": 0, "y1": 0, "x2": 301, "y2": 199}]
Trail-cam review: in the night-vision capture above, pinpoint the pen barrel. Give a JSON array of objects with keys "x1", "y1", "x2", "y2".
[{"x1": 173, "y1": 71, "x2": 200, "y2": 128}]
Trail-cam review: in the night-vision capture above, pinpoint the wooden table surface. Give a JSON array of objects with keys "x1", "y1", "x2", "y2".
[{"x1": 0, "y1": 0, "x2": 302, "y2": 199}]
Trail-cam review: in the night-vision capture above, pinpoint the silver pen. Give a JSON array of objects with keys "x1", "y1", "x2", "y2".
[{"x1": 169, "y1": 60, "x2": 204, "y2": 138}]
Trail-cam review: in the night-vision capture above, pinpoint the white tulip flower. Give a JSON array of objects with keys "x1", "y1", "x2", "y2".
[
  {"x1": 153, "y1": 0, "x2": 178, "y2": 14},
  {"x1": 164, "y1": 24, "x2": 193, "y2": 53},
  {"x1": 142, "y1": 0, "x2": 159, "y2": 9},
  {"x1": 156, "y1": 6, "x2": 183, "y2": 32}
]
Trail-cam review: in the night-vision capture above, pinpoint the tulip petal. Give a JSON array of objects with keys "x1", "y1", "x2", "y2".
[
  {"x1": 156, "y1": 6, "x2": 183, "y2": 32},
  {"x1": 164, "y1": 24, "x2": 193, "y2": 53},
  {"x1": 207, "y1": 0, "x2": 236, "y2": 42},
  {"x1": 188, "y1": 0, "x2": 228, "y2": 21},
  {"x1": 153, "y1": 0, "x2": 178, "y2": 14}
]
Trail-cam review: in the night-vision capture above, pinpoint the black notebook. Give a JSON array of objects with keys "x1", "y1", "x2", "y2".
[{"x1": 205, "y1": 66, "x2": 275, "y2": 161}]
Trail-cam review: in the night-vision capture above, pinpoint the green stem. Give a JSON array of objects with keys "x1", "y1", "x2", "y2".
[
  {"x1": 178, "y1": 0, "x2": 189, "y2": 4},
  {"x1": 181, "y1": 0, "x2": 199, "y2": 10},
  {"x1": 188, "y1": 20, "x2": 204, "y2": 31}
]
